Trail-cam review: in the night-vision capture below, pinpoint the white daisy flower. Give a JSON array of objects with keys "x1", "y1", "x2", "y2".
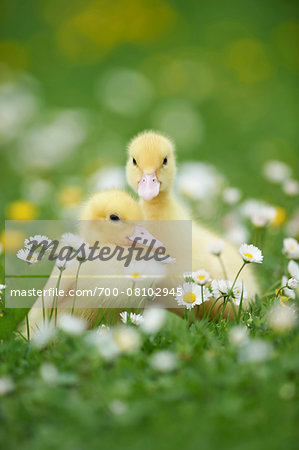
[
  {"x1": 109, "y1": 400, "x2": 128, "y2": 416},
  {"x1": 228, "y1": 326, "x2": 249, "y2": 347},
  {"x1": 140, "y1": 308, "x2": 166, "y2": 334},
  {"x1": 89, "y1": 166, "x2": 126, "y2": 192},
  {"x1": 129, "y1": 313, "x2": 144, "y2": 325},
  {"x1": 223, "y1": 187, "x2": 241, "y2": 205},
  {"x1": 0, "y1": 376, "x2": 14, "y2": 396},
  {"x1": 57, "y1": 313, "x2": 87, "y2": 335},
  {"x1": 288, "y1": 260, "x2": 299, "y2": 281},
  {"x1": 120, "y1": 311, "x2": 144, "y2": 326},
  {"x1": 175, "y1": 282, "x2": 203, "y2": 309},
  {"x1": 55, "y1": 257, "x2": 74, "y2": 271},
  {"x1": 283, "y1": 237, "x2": 299, "y2": 259},
  {"x1": 263, "y1": 160, "x2": 291, "y2": 184},
  {"x1": 40, "y1": 363, "x2": 59, "y2": 385},
  {"x1": 31, "y1": 324, "x2": 56, "y2": 349},
  {"x1": 208, "y1": 239, "x2": 224, "y2": 256},
  {"x1": 251, "y1": 205, "x2": 277, "y2": 228},
  {"x1": 113, "y1": 326, "x2": 141, "y2": 354},
  {"x1": 238, "y1": 339, "x2": 273, "y2": 363},
  {"x1": 192, "y1": 269, "x2": 210, "y2": 285},
  {"x1": 211, "y1": 280, "x2": 248, "y2": 306},
  {"x1": 120, "y1": 311, "x2": 128, "y2": 324},
  {"x1": 85, "y1": 330, "x2": 119, "y2": 360},
  {"x1": 282, "y1": 276, "x2": 295, "y2": 299},
  {"x1": 240, "y1": 200, "x2": 277, "y2": 227},
  {"x1": 150, "y1": 351, "x2": 177, "y2": 372},
  {"x1": 17, "y1": 248, "x2": 39, "y2": 264},
  {"x1": 239, "y1": 244, "x2": 263, "y2": 264},
  {"x1": 24, "y1": 234, "x2": 52, "y2": 249},
  {"x1": 283, "y1": 179, "x2": 299, "y2": 196},
  {"x1": 287, "y1": 278, "x2": 298, "y2": 290},
  {"x1": 61, "y1": 232, "x2": 88, "y2": 251},
  {"x1": 0, "y1": 284, "x2": 6, "y2": 293},
  {"x1": 268, "y1": 305, "x2": 296, "y2": 333},
  {"x1": 177, "y1": 162, "x2": 224, "y2": 200}
]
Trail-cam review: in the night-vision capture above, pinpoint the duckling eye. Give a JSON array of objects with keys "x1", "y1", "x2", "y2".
[
  {"x1": 163, "y1": 156, "x2": 167, "y2": 165},
  {"x1": 109, "y1": 214, "x2": 120, "y2": 221},
  {"x1": 132, "y1": 157, "x2": 137, "y2": 166}
]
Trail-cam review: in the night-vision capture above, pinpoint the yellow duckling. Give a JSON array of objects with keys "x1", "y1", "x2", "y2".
[
  {"x1": 126, "y1": 131, "x2": 188, "y2": 220},
  {"x1": 27, "y1": 189, "x2": 167, "y2": 332},
  {"x1": 126, "y1": 131, "x2": 260, "y2": 314}
]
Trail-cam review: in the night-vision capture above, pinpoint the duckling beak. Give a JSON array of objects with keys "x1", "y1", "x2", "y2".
[
  {"x1": 138, "y1": 172, "x2": 160, "y2": 201},
  {"x1": 128, "y1": 225, "x2": 165, "y2": 249}
]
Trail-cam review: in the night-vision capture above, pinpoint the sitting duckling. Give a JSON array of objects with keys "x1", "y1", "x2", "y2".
[
  {"x1": 126, "y1": 131, "x2": 259, "y2": 313},
  {"x1": 27, "y1": 190, "x2": 168, "y2": 332}
]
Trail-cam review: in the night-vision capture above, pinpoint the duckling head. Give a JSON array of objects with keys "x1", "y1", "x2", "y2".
[
  {"x1": 81, "y1": 189, "x2": 142, "y2": 222},
  {"x1": 80, "y1": 189, "x2": 164, "y2": 248},
  {"x1": 126, "y1": 131, "x2": 176, "y2": 201}
]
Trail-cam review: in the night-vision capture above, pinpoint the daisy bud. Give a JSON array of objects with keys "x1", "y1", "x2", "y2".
[{"x1": 287, "y1": 278, "x2": 298, "y2": 290}]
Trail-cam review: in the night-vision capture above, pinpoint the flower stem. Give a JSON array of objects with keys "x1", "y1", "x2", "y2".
[
  {"x1": 220, "y1": 297, "x2": 228, "y2": 321},
  {"x1": 25, "y1": 314, "x2": 30, "y2": 341},
  {"x1": 71, "y1": 261, "x2": 83, "y2": 315},
  {"x1": 237, "y1": 286, "x2": 245, "y2": 323},
  {"x1": 275, "y1": 285, "x2": 287, "y2": 298},
  {"x1": 42, "y1": 290, "x2": 45, "y2": 324},
  {"x1": 201, "y1": 285, "x2": 205, "y2": 319},
  {"x1": 49, "y1": 269, "x2": 63, "y2": 323},
  {"x1": 231, "y1": 261, "x2": 247, "y2": 291},
  {"x1": 206, "y1": 295, "x2": 224, "y2": 320},
  {"x1": 218, "y1": 255, "x2": 228, "y2": 280}
]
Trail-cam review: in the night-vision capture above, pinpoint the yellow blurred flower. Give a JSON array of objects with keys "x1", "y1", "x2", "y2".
[
  {"x1": 6, "y1": 201, "x2": 38, "y2": 220},
  {"x1": 0, "y1": 40, "x2": 28, "y2": 70},
  {"x1": 275, "y1": 22, "x2": 299, "y2": 72},
  {"x1": 271, "y1": 206, "x2": 287, "y2": 227},
  {"x1": 0, "y1": 229, "x2": 26, "y2": 253},
  {"x1": 278, "y1": 295, "x2": 291, "y2": 307},
  {"x1": 58, "y1": 186, "x2": 83, "y2": 208},
  {"x1": 226, "y1": 38, "x2": 271, "y2": 83},
  {"x1": 50, "y1": 0, "x2": 176, "y2": 62}
]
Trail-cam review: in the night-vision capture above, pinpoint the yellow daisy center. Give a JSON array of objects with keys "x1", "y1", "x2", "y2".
[
  {"x1": 198, "y1": 275, "x2": 205, "y2": 281},
  {"x1": 244, "y1": 252, "x2": 253, "y2": 259},
  {"x1": 131, "y1": 272, "x2": 141, "y2": 279},
  {"x1": 184, "y1": 292, "x2": 196, "y2": 303}
]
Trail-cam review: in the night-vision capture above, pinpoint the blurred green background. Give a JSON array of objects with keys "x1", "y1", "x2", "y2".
[
  {"x1": 0, "y1": 3, "x2": 299, "y2": 449},
  {"x1": 0, "y1": 0, "x2": 298, "y2": 222}
]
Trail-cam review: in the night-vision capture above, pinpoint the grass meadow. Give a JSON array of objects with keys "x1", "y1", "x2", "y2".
[{"x1": 0, "y1": 1, "x2": 299, "y2": 449}]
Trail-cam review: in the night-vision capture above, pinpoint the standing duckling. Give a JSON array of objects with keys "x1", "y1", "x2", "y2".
[
  {"x1": 126, "y1": 131, "x2": 259, "y2": 312},
  {"x1": 126, "y1": 132, "x2": 188, "y2": 220}
]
